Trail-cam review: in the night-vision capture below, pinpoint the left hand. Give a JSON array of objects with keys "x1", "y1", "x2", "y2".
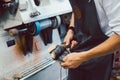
[{"x1": 60, "y1": 52, "x2": 87, "y2": 69}]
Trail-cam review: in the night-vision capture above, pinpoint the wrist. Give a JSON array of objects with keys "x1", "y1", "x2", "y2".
[
  {"x1": 78, "y1": 51, "x2": 90, "y2": 62},
  {"x1": 68, "y1": 26, "x2": 75, "y2": 34}
]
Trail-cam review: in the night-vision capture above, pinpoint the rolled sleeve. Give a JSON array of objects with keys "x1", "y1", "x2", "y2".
[{"x1": 103, "y1": 0, "x2": 120, "y2": 36}]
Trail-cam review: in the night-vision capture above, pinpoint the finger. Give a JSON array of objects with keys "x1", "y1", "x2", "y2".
[
  {"x1": 63, "y1": 66, "x2": 68, "y2": 69},
  {"x1": 60, "y1": 62, "x2": 67, "y2": 67},
  {"x1": 64, "y1": 40, "x2": 70, "y2": 46},
  {"x1": 60, "y1": 63, "x2": 70, "y2": 69},
  {"x1": 64, "y1": 37, "x2": 71, "y2": 46},
  {"x1": 62, "y1": 56, "x2": 67, "y2": 62},
  {"x1": 71, "y1": 41, "x2": 74, "y2": 48},
  {"x1": 71, "y1": 40, "x2": 78, "y2": 48}
]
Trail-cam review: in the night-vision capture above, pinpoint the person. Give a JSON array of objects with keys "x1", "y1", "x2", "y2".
[{"x1": 60, "y1": 0, "x2": 120, "y2": 80}]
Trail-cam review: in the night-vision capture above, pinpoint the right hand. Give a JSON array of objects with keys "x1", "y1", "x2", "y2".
[{"x1": 64, "y1": 29, "x2": 78, "y2": 48}]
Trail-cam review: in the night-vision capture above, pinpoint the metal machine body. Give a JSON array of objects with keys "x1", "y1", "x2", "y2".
[{"x1": 0, "y1": 0, "x2": 72, "y2": 80}]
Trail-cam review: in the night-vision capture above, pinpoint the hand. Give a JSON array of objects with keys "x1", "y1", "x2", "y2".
[
  {"x1": 64, "y1": 29, "x2": 75, "y2": 46},
  {"x1": 60, "y1": 52, "x2": 87, "y2": 69},
  {"x1": 70, "y1": 40, "x2": 78, "y2": 48},
  {"x1": 64, "y1": 29, "x2": 78, "y2": 48}
]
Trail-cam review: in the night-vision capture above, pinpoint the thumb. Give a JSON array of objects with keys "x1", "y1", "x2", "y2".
[
  {"x1": 66, "y1": 41, "x2": 70, "y2": 46},
  {"x1": 64, "y1": 39, "x2": 70, "y2": 46},
  {"x1": 71, "y1": 40, "x2": 78, "y2": 48}
]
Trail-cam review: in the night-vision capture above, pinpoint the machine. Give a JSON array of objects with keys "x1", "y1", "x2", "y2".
[{"x1": 0, "y1": 0, "x2": 72, "y2": 80}]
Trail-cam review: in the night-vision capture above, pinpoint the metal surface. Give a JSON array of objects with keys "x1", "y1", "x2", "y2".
[
  {"x1": 0, "y1": 0, "x2": 72, "y2": 80},
  {"x1": 1, "y1": 0, "x2": 72, "y2": 30},
  {"x1": 0, "y1": 10, "x2": 22, "y2": 30},
  {"x1": 23, "y1": 62, "x2": 68, "y2": 80},
  {"x1": 0, "y1": 29, "x2": 61, "y2": 80},
  {"x1": 19, "y1": 0, "x2": 72, "y2": 24}
]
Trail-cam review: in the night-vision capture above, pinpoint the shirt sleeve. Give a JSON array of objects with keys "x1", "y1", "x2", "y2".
[{"x1": 102, "y1": 0, "x2": 120, "y2": 36}]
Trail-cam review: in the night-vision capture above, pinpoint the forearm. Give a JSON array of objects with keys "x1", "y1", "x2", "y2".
[
  {"x1": 69, "y1": 13, "x2": 75, "y2": 27},
  {"x1": 81, "y1": 33, "x2": 120, "y2": 61},
  {"x1": 64, "y1": 13, "x2": 75, "y2": 46}
]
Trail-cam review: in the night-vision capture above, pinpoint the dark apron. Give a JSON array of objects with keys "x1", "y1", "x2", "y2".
[{"x1": 68, "y1": 0, "x2": 113, "y2": 80}]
